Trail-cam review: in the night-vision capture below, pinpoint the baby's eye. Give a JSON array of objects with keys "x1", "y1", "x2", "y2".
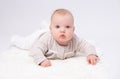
[
  {"x1": 66, "y1": 26, "x2": 70, "y2": 28},
  {"x1": 55, "y1": 25, "x2": 60, "y2": 28}
]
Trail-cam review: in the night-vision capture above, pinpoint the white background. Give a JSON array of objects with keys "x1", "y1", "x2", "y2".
[{"x1": 0, "y1": 0, "x2": 120, "y2": 79}]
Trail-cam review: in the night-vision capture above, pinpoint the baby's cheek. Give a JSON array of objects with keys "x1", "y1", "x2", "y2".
[{"x1": 67, "y1": 35, "x2": 73, "y2": 40}]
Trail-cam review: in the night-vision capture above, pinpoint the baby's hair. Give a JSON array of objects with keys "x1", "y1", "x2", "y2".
[{"x1": 51, "y1": 9, "x2": 74, "y2": 21}]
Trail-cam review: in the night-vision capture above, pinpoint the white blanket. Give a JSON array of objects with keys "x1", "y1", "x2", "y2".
[
  {"x1": 0, "y1": 47, "x2": 108, "y2": 79},
  {"x1": 0, "y1": 30, "x2": 108, "y2": 79}
]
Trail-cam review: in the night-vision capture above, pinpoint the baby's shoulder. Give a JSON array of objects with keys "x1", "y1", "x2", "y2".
[
  {"x1": 72, "y1": 34, "x2": 84, "y2": 44},
  {"x1": 36, "y1": 31, "x2": 52, "y2": 42},
  {"x1": 72, "y1": 34, "x2": 80, "y2": 41}
]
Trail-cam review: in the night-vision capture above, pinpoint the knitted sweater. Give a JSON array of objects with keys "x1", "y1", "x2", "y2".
[{"x1": 30, "y1": 31, "x2": 96, "y2": 65}]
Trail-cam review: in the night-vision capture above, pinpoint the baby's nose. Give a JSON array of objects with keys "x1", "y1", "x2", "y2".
[{"x1": 60, "y1": 27, "x2": 65, "y2": 32}]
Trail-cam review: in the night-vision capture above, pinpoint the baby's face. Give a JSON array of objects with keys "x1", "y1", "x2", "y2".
[{"x1": 50, "y1": 14, "x2": 74, "y2": 46}]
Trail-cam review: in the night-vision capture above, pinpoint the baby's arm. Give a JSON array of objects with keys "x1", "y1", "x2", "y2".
[
  {"x1": 77, "y1": 39, "x2": 99, "y2": 65},
  {"x1": 30, "y1": 33, "x2": 52, "y2": 67}
]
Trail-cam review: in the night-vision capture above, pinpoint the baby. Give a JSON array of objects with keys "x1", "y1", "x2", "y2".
[{"x1": 30, "y1": 9, "x2": 99, "y2": 67}]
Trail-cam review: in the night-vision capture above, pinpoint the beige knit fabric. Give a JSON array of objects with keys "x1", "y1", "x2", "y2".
[{"x1": 30, "y1": 31, "x2": 96, "y2": 65}]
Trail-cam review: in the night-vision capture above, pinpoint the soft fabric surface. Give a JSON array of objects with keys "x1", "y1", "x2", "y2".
[{"x1": 0, "y1": 47, "x2": 108, "y2": 79}]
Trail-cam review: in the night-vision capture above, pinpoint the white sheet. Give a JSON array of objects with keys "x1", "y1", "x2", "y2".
[{"x1": 0, "y1": 47, "x2": 108, "y2": 79}]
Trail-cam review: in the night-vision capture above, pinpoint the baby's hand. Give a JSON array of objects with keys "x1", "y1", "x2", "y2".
[
  {"x1": 40, "y1": 59, "x2": 51, "y2": 67},
  {"x1": 87, "y1": 54, "x2": 99, "y2": 65}
]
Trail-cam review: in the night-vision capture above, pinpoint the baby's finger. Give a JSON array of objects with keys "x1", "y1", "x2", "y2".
[
  {"x1": 88, "y1": 59, "x2": 94, "y2": 65},
  {"x1": 89, "y1": 58, "x2": 96, "y2": 65}
]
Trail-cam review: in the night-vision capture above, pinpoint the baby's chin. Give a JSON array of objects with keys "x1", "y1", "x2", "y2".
[
  {"x1": 57, "y1": 40, "x2": 71, "y2": 46},
  {"x1": 58, "y1": 42, "x2": 68, "y2": 46}
]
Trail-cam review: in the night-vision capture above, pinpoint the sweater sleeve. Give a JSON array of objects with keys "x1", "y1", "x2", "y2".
[
  {"x1": 29, "y1": 32, "x2": 50, "y2": 65},
  {"x1": 76, "y1": 38, "x2": 97, "y2": 56}
]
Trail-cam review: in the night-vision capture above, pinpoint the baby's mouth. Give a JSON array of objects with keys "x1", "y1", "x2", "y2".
[{"x1": 60, "y1": 34, "x2": 66, "y2": 39}]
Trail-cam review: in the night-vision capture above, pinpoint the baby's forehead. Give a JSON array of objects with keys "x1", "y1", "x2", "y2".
[
  {"x1": 53, "y1": 13, "x2": 72, "y2": 18},
  {"x1": 52, "y1": 13, "x2": 74, "y2": 22},
  {"x1": 51, "y1": 14, "x2": 74, "y2": 26}
]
